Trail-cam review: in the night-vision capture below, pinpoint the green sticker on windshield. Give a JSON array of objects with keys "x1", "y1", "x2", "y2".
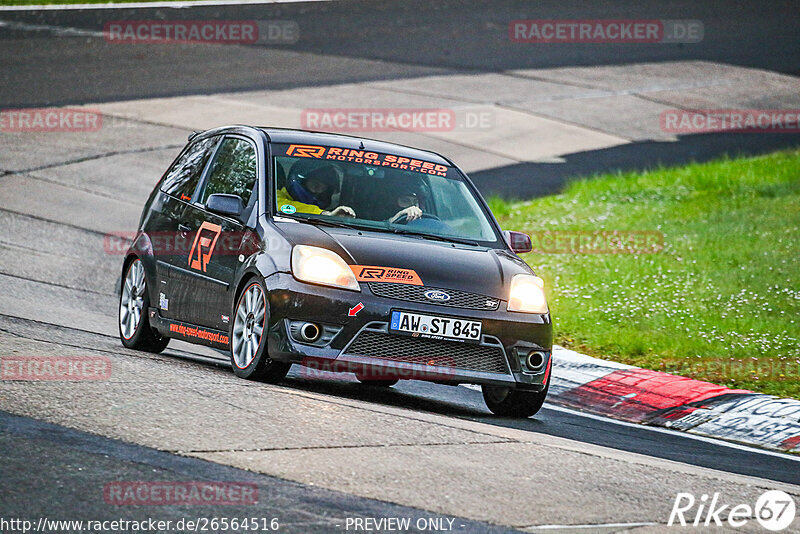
[{"x1": 280, "y1": 204, "x2": 297, "y2": 214}]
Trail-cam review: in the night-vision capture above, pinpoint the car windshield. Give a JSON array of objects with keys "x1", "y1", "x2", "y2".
[{"x1": 271, "y1": 144, "x2": 499, "y2": 244}]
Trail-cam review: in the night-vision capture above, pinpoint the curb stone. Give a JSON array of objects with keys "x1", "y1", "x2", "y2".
[{"x1": 550, "y1": 346, "x2": 800, "y2": 453}]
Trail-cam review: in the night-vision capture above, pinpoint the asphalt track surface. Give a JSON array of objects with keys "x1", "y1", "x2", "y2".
[
  {"x1": 2, "y1": 0, "x2": 800, "y2": 106},
  {"x1": 0, "y1": 410, "x2": 516, "y2": 533},
  {"x1": 2, "y1": 0, "x2": 800, "y2": 198},
  {"x1": 1, "y1": 1, "x2": 800, "y2": 531}
]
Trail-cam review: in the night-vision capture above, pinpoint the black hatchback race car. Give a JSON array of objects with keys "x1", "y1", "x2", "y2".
[{"x1": 119, "y1": 126, "x2": 553, "y2": 416}]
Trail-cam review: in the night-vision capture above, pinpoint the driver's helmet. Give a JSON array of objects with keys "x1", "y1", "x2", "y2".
[
  {"x1": 286, "y1": 163, "x2": 341, "y2": 208},
  {"x1": 394, "y1": 181, "x2": 426, "y2": 211}
]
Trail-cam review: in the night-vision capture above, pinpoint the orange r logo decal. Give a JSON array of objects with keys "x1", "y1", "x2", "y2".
[
  {"x1": 188, "y1": 221, "x2": 222, "y2": 272},
  {"x1": 286, "y1": 144, "x2": 326, "y2": 158},
  {"x1": 350, "y1": 265, "x2": 423, "y2": 286}
]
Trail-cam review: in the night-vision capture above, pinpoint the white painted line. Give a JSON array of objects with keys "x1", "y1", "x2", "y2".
[
  {"x1": 0, "y1": 19, "x2": 103, "y2": 37},
  {"x1": 525, "y1": 522, "x2": 658, "y2": 531},
  {"x1": 461, "y1": 384, "x2": 799, "y2": 460},
  {"x1": 0, "y1": 0, "x2": 332, "y2": 11},
  {"x1": 542, "y1": 403, "x2": 800, "y2": 462}
]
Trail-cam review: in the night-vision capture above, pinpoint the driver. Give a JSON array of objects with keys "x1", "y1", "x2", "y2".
[
  {"x1": 277, "y1": 164, "x2": 356, "y2": 217},
  {"x1": 388, "y1": 190, "x2": 423, "y2": 224}
]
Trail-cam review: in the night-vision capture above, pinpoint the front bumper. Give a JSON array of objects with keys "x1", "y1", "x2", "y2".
[{"x1": 264, "y1": 273, "x2": 553, "y2": 390}]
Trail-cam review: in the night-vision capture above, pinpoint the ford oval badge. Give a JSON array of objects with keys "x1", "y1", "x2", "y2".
[{"x1": 424, "y1": 290, "x2": 451, "y2": 302}]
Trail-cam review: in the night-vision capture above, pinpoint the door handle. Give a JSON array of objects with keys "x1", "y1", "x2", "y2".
[{"x1": 178, "y1": 224, "x2": 191, "y2": 237}]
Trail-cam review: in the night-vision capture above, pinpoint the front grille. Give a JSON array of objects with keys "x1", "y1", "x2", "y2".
[
  {"x1": 368, "y1": 282, "x2": 500, "y2": 311},
  {"x1": 343, "y1": 330, "x2": 509, "y2": 374}
]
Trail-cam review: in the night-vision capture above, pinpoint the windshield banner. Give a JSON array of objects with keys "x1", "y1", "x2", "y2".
[{"x1": 278, "y1": 144, "x2": 451, "y2": 177}]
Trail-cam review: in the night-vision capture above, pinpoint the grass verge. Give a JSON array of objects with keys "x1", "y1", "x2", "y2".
[{"x1": 489, "y1": 149, "x2": 800, "y2": 398}]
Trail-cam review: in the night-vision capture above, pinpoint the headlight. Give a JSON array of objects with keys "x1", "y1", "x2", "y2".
[
  {"x1": 508, "y1": 274, "x2": 548, "y2": 313},
  {"x1": 291, "y1": 245, "x2": 360, "y2": 291}
]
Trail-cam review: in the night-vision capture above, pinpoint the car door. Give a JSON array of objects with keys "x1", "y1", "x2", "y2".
[
  {"x1": 172, "y1": 135, "x2": 260, "y2": 329},
  {"x1": 142, "y1": 135, "x2": 220, "y2": 320}
]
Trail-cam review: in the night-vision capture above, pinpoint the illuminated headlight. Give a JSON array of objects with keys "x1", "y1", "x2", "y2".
[
  {"x1": 291, "y1": 245, "x2": 360, "y2": 291},
  {"x1": 507, "y1": 274, "x2": 548, "y2": 313}
]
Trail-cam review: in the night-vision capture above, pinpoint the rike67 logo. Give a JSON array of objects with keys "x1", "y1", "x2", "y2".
[{"x1": 669, "y1": 490, "x2": 796, "y2": 531}]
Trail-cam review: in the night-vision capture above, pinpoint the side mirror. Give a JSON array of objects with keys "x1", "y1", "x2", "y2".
[
  {"x1": 503, "y1": 230, "x2": 532, "y2": 254},
  {"x1": 206, "y1": 193, "x2": 244, "y2": 218}
]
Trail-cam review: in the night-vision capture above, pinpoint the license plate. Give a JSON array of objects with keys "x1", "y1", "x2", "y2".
[{"x1": 389, "y1": 310, "x2": 482, "y2": 343}]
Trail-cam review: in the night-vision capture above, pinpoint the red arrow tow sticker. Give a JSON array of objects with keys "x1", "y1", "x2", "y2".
[{"x1": 348, "y1": 303, "x2": 364, "y2": 316}]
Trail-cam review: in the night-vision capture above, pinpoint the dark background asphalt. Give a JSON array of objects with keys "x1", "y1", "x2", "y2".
[
  {"x1": 0, "y1": 410, "x2": 519, "y2": 533},
  {"x1": 1, "y1": 0, "x2": 799, "y2": 107},
  {"x1": 2, "y1": 0, "x2": 799, "y2": 197},
  {"x1": 280, "y1": 366, "x2": 800, "y2": 487}
]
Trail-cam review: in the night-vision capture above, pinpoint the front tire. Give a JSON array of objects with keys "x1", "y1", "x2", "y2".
[
  {"x1": 230, "y1": 279, "x2": 290, "y2": 382},
  {"x1": 482, "y1": 380, "x2": 549, "y2": 418},
  {"x1": 119, "y1": 258, "x2": 169, "y2": 353}
]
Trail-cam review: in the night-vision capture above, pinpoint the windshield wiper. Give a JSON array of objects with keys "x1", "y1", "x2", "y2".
[
  {"x1": 294, "y1": 216, "x2": 480, "y2": 246},
  {"x1": 390, "y1": 228, "x2": 479, "y2": 247},
  {"x1": 298, "y1": 216, "x2": 360, "y2": 230}
]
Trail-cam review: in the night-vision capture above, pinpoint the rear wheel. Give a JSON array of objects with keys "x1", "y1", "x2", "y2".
[
  {"x1": 230, "y1": 279, "x2": 290, "y2": 382},
  {"x1": 119, "y1": 258, "x2": 169, "y2": 353},
  {"x1": 482, "y1": 380, "x2": 549, "y2": 418}
]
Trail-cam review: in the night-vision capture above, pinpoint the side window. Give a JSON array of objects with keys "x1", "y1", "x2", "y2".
[
  {"x1": 160, "y1": 136, "x2": 219, "y2": 201},
  {"x1": 198, "y1": 137, "x2": 258, "y2": 209},
  {"x1": 429, "y1": 178, "x2": 495, "y2": 240}
]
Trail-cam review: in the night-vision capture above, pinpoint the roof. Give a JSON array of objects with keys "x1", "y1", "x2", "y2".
[{"x1": 258, "y1": 127, "x2": 452, "y2": 166}]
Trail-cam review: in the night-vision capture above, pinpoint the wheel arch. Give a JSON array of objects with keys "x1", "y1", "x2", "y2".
[
  {"x1": 121, "y1": 252, "x2": 160, "y2": 307},
  {"x1": 120, "y1": 253, "x2": 137, "y2": 294},
  {"x1": 120, "y1": 231, "x2": 159, "y2": 297},
  {"x1": 231, "y1": 270, "x2": 265, "y2": 316}
]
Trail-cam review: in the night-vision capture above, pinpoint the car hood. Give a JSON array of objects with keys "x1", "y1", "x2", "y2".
[{"x1": 274, "y1": 221, "x2": 533, "y2": 299}]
